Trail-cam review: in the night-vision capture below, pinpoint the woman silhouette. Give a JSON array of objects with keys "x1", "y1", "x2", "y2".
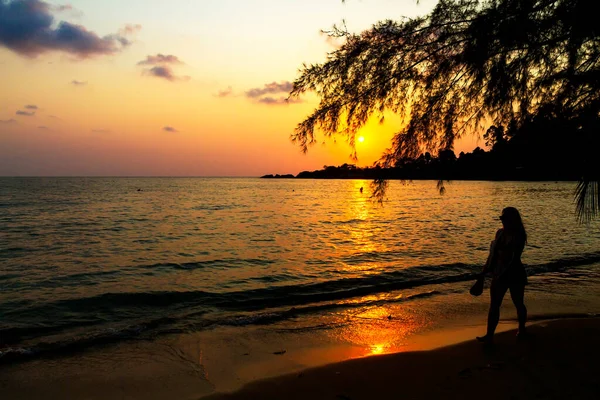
[{"x1": 477, "y1": 207, "x2": 528, "y2": 343}]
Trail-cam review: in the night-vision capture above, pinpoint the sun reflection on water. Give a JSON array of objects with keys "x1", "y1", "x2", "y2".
[{"x1": 330, "y1": 301, "x2": 427, "y2": 357}]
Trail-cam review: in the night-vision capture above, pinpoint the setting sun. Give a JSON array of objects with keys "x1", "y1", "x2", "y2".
[{"x1": 358, "y1": 136, "x2": 365, "y2": 143}]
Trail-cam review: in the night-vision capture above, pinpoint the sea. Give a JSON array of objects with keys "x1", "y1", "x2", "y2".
[{"x1": 1, "y1": 178, "x2": 600, "y2": 395}]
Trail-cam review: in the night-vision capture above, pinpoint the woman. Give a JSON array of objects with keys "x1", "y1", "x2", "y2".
[{"x1": 477, "y1": 207, "x2": 528, "y2": 343}]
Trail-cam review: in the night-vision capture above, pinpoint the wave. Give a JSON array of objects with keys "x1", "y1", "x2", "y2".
[
  {"x1": 0, "y1": 290, "x2": 440, "y2": 365},
  {"x1": 0, "y1": 318, "x2": 173, "y2": 365},
  {"x1": 3, "y1": 262, "x2": 477, "y2": 320},
  {"x1": 2, "y1": 257, "x2": 278, "y2": 287},
  {"x1": 2, "y1": 252, "x2": 599, "y2": 364}
]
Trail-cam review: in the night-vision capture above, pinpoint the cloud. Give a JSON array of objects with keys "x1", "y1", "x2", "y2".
[
  {"x1": 16, "y1": 110, "x2": 35, "y2": 116},
  {"x1": 146, "y1": 66, "x2": 177, "y2": 81},
  {"x1": 119, "y1": 24, "x2": 142, "y2": 36},
  {"x1": 216, "y1": 86, "x2": 233, "y2": 97},
  {"x1": 137, "y1": 54, "x2": 182, "y2": 66},
  {"x1": 37, "y1": 125, "x2": 50, "y2": 130},
  {"x1": 244, "y1": 81, "x2": 302, "y2": 105},
  {"x1": 137, "y1": 53, "x2": 188, "y2": 82},
  {"x1": 143, "y1": 65, "x2": 189, "y2": 82},
  {"x1": 245, "y1": 81, "x2": 294, "y2": 98},
  {"x1": 162, "y1": 126, "x2": 179, "y2": 133},
  {"x1": 54, "y1": 4, "x2": 72, "y2": 12},
  {"x1": 0, "y1": 118, "x2": 17, "y2": 124},
  {"x1": 0, "y1": 0, "x2": 136, "y2": 58},
  {"x1": 53, "y1": 3, "x2": 83, "y2": 18},
  {"x1": 71, "y1": 80, "x2": 87, "y2": 86},
  {"x1": 25, "y1": 104, "x2": 38, "y2": 110},
  {"x1": 257, "y1": 96, "x2": 303, "y2": 105},
  {"x1": 91, "y1": 128, "x2": 110, "y2": 133}
]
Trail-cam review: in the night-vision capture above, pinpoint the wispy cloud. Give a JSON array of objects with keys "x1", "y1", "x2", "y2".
[
  {"x1": 245, "y1": 81, "x2": 301, "y2": 105},
  {"x1": 257, "y1": 96, "x2": 303, "y2": 105},
  {"x1": 0, "y1": 0, "x2": 138, "y2": 58},
  {"x1": 50, "y1": 4, "x2": 83, "y2": 19},
  {"x1": 16, "y1": 110, "x2": 35, "y2": 116},
  {"x1": 146, "y1": 66, "x2": 177, "y2": 81},
  {"x1": 163, "y1": 126, "x2": 179, "y2": 133},
  {"x1": 137, "y1": 54, "x2": 182, "y2": 66},
  {"x1": 0, "y1": 118, "x2": 17, "y2": 124},
  {"x1": 119, "y1": 24, "x2": 142, "y2": 36},
  {"x1": 138, "y1": 53, "x2": 188, "y2": 82},
  {"x1": 53, "y1": 3, "x2": 83, "y2": 18},
  {"x1": 54, "y1": 4, "x2": 72, "y2": 12},
  {"x1": 25, "y1": 104, "x2": 38, "y2": 110},
  {"x1": 216, "y1": 86, "x2": 233, "y2": 98},
  {"x1": 38, "y1": 125, "x2": 50, "y2": 130},
  {"x1": 91, "y1": 128, "x2": 110, "y2": 133},
  {"x1": 71, "y1": 80, "x2": 87, "y2": 86},
  {"x1": 245, "y1": 81, "x2": 294, "y2": 98}
]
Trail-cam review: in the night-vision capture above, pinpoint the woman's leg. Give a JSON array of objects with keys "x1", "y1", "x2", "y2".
[
  {"x1": 486, "y1": 280, "x2": 509, "y2": 337},
  {"x1": 509, "y1": 284, "x2": 527, "y2": 332}
]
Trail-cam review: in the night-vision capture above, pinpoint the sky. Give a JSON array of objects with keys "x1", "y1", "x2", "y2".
[{"x1": 0, "y1": 0, "x2": 482, "y2": 176}]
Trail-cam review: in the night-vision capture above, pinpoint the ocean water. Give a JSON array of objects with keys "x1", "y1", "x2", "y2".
[{"x1": 1, "y1": 178, "x2": 600, "y2": 365}]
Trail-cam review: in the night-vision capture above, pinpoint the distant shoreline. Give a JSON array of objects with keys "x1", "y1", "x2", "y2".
[
  {"x1": 261, "y1": 174, "x2": 580, "y2": 182},
  {"x1": 260, "y1": 169, "x2": 581, "y2": 181}
]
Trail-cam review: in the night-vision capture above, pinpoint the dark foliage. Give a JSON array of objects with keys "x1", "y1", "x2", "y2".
[{"x1": 290, "y1": 0, "x2": 599, "y2": 219}]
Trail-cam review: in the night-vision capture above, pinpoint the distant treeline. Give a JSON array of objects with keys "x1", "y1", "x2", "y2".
[{"x1": 263, "y1": 118, "x2": 593, "y2": 181}]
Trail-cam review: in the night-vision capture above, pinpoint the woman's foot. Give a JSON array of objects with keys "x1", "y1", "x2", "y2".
[{"x1": 476, "y1": 334, "x2": 494, "y2": 343}]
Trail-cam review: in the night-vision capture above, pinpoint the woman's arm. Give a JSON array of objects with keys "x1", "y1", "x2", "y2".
[{"x1": 481, "y1": 229, "x2": 503, "y2": 275}]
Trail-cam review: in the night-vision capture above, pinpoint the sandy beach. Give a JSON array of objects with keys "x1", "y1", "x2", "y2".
[
  {"x1": 205, "y1": 318, "x2": 600, "y2": 400},
  {"x1": 1, "y1": 317, "x2": 599, "y2": 399}
]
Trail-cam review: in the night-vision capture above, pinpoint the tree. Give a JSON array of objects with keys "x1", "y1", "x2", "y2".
[
  {"x1": 290, "y1": 0, "x2": 599, "y2": 219},
  {"x1": 483, "y1": 125, "x2": 506, "y2": 150}
]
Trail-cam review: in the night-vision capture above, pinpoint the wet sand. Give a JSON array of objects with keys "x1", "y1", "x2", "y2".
[
  {"x1": 1, "y1": 318, "x2": 598, "y2": 399},
  {"x1": 204, "y1": 318, "x2": 600, "y2": 400}
]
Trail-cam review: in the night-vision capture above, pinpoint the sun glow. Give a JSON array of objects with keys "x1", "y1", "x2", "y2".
[{"x1": 358, "y1": 136, "x2": 365, "y2": 143}]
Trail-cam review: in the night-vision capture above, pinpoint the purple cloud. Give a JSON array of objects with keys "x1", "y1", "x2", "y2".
[
  {"x1": 163, "y1": 126, "x2": 179, "y2": 133},
  {"x1": 137, "y1": 54, "x2": 182, "y2": 66},
  {"x1": 216, "y1": 86, "x2": 233, "y2": 97},
  {"x1": 0, "y1": 0, "x2": 137, "y2": 58},
  {"x1": 91, "y1": 128, "x2": 110, "y2": 133},
  {"x1": 54, "y1": 4, "x2": 72, "y2": 12},
  {"x1": 37, "y1": 125, "x2": 50, "y2": 130},
  {"x1": 0, "y1": 118, "x2": 17, "y2": 124},
  {"x1": 16, "y1": 110, "x2": 35, "y2": 116},
  {"x1": 147, "y1": 66, "x2": 177, "y2": 81},
  {"x1": 52, "y1": 3, "x2": 82, "y2": 18},
  {"x1": 256, "y1": 96, "x2": 303, "y2": 105},
  {"x1": 245, "y1": 81, "x2": 294, "y2": 98},
  {"x1": 25, "y1": 104, "x2": 38, "y2": 110},
  {"x1": 138, "y1": 53, "x2": 188, "y2": 82},
  {"x1": 119, "y1": 24, "x2": 141, "y2": 36},
  {"x1": 71, "y1": 80, "x2": 87, "y2": 86}
]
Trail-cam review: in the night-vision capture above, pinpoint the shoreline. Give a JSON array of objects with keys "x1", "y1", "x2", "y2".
[
  {"x1": 204, "y1": 317, "x2": 600, "y2": 400},
  {"x1": 1, "y1": 316, "x2": 599, "y2": 399}
]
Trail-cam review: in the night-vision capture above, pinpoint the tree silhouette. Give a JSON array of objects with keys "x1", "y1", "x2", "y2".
[
  {"x1": 290, "y1": 0, "x2": 599, "y2": 219},
  {"x1": 484, "y1": 125, "x2": 506, "y2": 150}
]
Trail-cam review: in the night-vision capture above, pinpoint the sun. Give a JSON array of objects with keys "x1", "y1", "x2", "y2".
[{"x1": 358, "y1": 136, "x2": 365, "y2": 143}]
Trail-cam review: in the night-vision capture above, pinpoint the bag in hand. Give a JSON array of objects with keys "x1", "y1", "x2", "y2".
[{"x1": 469, "y1": 276, "x2": 485, "y2": 296}]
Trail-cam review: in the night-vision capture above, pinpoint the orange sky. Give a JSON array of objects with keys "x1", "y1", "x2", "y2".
[{"x1": 0, "y1": 0, "x2": 483, "y2": 176}]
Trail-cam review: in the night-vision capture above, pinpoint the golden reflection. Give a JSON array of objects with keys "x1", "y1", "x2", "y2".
[
  {"x1": 333, "y1": 303, "x2": 425, "y2": 357},
  {"x1": 347, "y1": 180, "x2": 378, "y2": 257},
  {"x1": 369, "y1": 344, "x2": 387, "y2": 355}
]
